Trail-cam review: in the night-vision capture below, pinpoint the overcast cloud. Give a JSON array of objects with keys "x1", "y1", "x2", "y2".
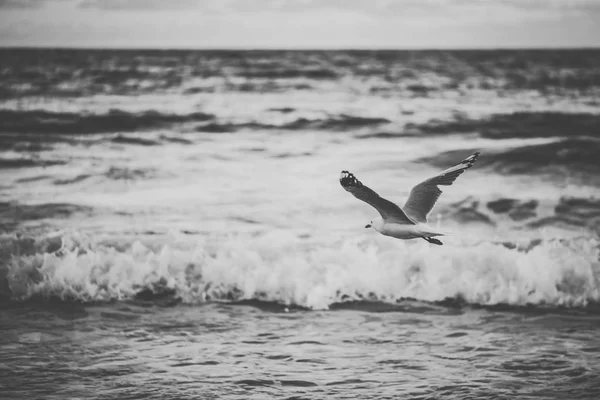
[{"x1": 0, "y1": 0, "x2": 598, "y2": 48}]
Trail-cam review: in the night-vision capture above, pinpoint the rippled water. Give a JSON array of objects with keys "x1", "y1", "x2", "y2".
[
  {"x1": 2, "y1": 303, "x2": 600, "y2": 399},
  {"x1": 1, "y1": 49, "x2": 600, "y2": 398}
]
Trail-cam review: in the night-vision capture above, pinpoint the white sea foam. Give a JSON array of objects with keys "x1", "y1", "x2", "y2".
[{"x1": 4, "y1": 231, "x2": 599, "y2": 310}]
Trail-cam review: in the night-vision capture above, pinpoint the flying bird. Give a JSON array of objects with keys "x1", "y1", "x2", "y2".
[{"x1": 339, "y1": 152, "x2": 480, "y2": 245}]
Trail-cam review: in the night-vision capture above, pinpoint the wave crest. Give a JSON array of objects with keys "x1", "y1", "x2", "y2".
[{"x1": 2, "y1": 232, "x2": 599, "y2": 310}]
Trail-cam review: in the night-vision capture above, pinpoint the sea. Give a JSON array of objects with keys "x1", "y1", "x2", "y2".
[{"x1": 0, "y1": 48, "x2": 599, "y2": 399}]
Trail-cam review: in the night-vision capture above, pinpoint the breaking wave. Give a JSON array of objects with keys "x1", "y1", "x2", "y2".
[{"x1": 2, "y1": 231, "x2": 599, "y2": 310}]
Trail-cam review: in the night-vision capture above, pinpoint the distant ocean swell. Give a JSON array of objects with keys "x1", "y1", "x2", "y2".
[
  {"x1": 2, "y1": 108, "x2": 600, "y2": 136},
  {"x1": 1, "y1": 232, "x2": 599, "y2": 310},
  {"x1": 2, "y1": 109, "x2": 600, "y2": 185},
  {"x1": 1, "y1": 49, "x2": 600, "y2": 98}
]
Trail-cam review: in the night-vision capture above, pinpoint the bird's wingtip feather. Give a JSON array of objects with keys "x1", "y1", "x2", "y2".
[
  {"x1": 339, "y1": 170, "x2": 363, "y2": 189},
  {"x1": 462, "y1": 152, "x2": 480, "y2": 166}
]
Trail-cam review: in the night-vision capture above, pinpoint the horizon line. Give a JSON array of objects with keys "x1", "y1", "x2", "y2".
[{"x1": 1, "y1": 45, "x2": 599, "y2": 52}]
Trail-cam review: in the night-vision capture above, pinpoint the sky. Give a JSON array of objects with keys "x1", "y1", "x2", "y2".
[{"x1": 0, "y1": 0, "x2": 599, "y2": 49}]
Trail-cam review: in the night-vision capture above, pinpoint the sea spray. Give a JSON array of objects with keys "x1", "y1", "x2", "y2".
[{"x1": 2, "y1": 231, "x2": 599, "y2": 309}]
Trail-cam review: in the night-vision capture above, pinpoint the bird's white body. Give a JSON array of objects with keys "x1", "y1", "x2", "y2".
[{"x1": 370, "y1": 217, "x2": 444, "y2": 240}]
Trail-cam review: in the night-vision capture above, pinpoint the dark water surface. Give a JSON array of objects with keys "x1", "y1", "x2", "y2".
[
  {"x1": 1, "y1": 48, "x2": 600, "y2": 398},
  {"x1": 2, "y1": 302, "x2": 600, "y2": 399}
]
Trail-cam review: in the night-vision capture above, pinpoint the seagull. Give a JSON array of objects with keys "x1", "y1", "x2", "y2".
[{"x1": 339, "y1": 152, "x2": 480, "y2": 245}]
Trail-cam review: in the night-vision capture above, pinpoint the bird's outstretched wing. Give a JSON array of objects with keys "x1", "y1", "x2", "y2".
[
  {"x1": 403, "y1": 152, "x2": 480, "y2": 223},
  {"x1": 340, "y1": 171, "x2": 414, "y2": 225}
]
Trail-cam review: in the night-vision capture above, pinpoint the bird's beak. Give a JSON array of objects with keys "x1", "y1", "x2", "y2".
[{"x1": 365, "y1": 223, "x2": 371, "y2": 228}]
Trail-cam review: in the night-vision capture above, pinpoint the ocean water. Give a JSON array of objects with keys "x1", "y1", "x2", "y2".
[{"x1": 1, "y1": 48, "x2": 600, "y2": 399}]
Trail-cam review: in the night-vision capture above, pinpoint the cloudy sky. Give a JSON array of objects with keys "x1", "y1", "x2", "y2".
[{"x1": 1, "y1": 0, "x2": 599, "y2": 49}]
